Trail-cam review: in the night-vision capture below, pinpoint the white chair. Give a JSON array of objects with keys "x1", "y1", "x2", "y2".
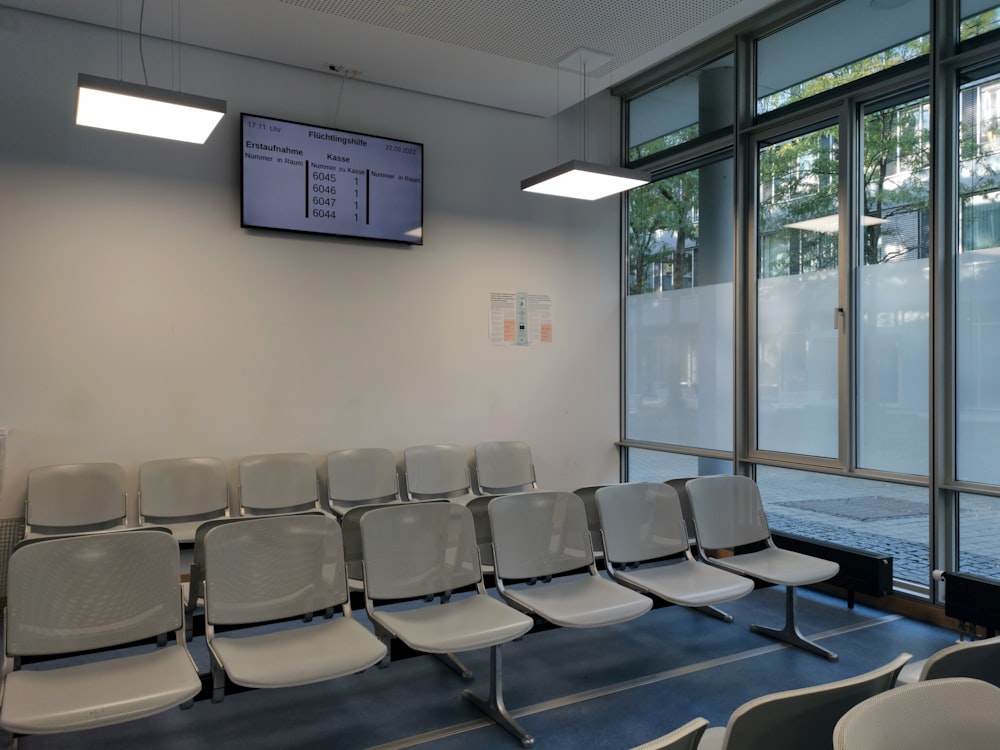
[
  {"x1": 489, "y1": 491, "x2": 653, "y2": 629},
  {"x1": 595, "y1": 482, "x2": 754, "y2": 623},
  {"x1": 628, "y1": 717, "x2": 709, "y2": 750},
  {"x1": 697, "y1": 652, "x2": 911, "y2": 750},
  {"x1": 325, "y1": 447, "x2": 401, "y2": 516},
  {"x1": 896, "y1": 634, "x2": 1000, "y2": 686},
  {"x1": 360, "y1": 502, "x2": 535, "y2": 747},
  {"x1": 0, "y1": 528, "x2": 201, "y2": 742},
  {"x1": 24, "y1": 462, "x2": 127, "y2": 537},
  {"x1": 833, "y1": 677, "x2": 1000, "y2": 750},
  {"x1": 201, "y1": 513, "x2": 387, "y2": 703},
  {"x1": 685, "y1": 475, "x2": 840, "y2": 660},
  {"x1": 138, "y1": 456, "x2": 229, "y2": 543},
  {"x1": 238, "y1": 452, "x2": 321, "y2": 515},
  {"x1": 474, "y1": 441, "x2": 537, "y2": 494},
  {"x1": 403, "y1": 443, "x2": 477, "y2": 504}
]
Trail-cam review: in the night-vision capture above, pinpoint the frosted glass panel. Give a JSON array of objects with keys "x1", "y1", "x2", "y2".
[
  {"x1": 857, "y1": 259, "x2": 929, "y2": 475},
  {"x1": 957, "y1": 248, "x2": 1000, "y2": 484},
  {"x1": 625, "y1": 283, "x2": 733, "y2": 450},
  {"x1": 756, "y1": 269, "x2": 839, "y2": 457}
]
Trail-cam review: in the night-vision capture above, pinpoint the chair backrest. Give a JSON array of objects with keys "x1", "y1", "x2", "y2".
[
  {"x1": 238, "y1": 452, "x2": 320, "y2": 515},
  {"x1": 629, "y1": 717, "x2": 710, "y2": 750},
  {"x1": 571, "y1": 485, "x2": 607, "y2": 554},
  {"x1": 25, "y1": 462, "x2": 127, "y2": 535},
  {"x1": 202, "y1": 513, "x2": 348, "y2": 626},
  {"x1": 919, "y1": 634, "x2": 1000, "y2": 686},
  {"x1": 489, "y1": 491, "x2": 595, "y2": 581},
  {"x1": 720, "y1": 652, "x2": 912, "y2": 750},
  {"x1": 403, "y1": 444, "x2": 473, "y2": 501},
  {"x1": 138, "y1": 457, "x2": 229, "y2": 533},
  {"x1": 833, "y1": 677, "x2": 1000, "y2": 750},
  {"x1": 664, "y1": 477, "x2": 698, "y2": 541},
  {"x1": 326, "y1": 448, "x2": 400, "y2": 514},
  {"x1": 464, "y1": 494, "x2": 499, "y2": 567},
  {"x1": 6, "y1": 528, "x2": 183, "y2": 656},
  {"x1": 360, "y1": 502, "x2": 482, "y2": 601},
  {"x1": 685, "y1": 475, "x2": 771, "y2": 551},
  {"x1": 474, "y1": 441, "x2": 537, "y2": 494},
  {"x1": 595, "y1": 482, "x2": 690, "y2": 566}
]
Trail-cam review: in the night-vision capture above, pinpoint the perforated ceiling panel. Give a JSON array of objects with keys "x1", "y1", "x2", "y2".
[{"x1": 280, "y1": 0, "x2": 744, "y2": 74}]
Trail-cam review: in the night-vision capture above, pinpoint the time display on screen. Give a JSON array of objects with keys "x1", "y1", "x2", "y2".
[{"x1": 241, "y1": 113, "x2": 423, "y2": 245}]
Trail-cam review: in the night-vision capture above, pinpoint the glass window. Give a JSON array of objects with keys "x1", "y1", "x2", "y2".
[
  {"x1": 625, "y1": 448, "x2": 733, "y2": 482},
  {"x1": 958, "y1": 492, "x2": 1000, "y2": 579},
  {"x1": 857, "y1": 96, "x2": 931, "y2": 476},
  {"x1": 957, "y1": 71, "x2": 1000, "y2": 485},
  {"x1": 961, "y1": 2, "x2": 1000, "y2": 41},
  {"x1": 756, "y1": 1, "x2": 929, "y2": 115},
  {"x1": 757, "y1": 466, "x2": 929, "y2": 586},
  {"x1": 628, "y1": 54, "x2": 733, "y2": 162},
  {"x1": 756, "y1": 125, "x2": 840, "y2": 458},
  {"x1": 625, "y1": 158, "x2": 734, "y2": 452}
]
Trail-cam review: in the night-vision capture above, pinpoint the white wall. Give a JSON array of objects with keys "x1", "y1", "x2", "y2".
[{"x1": 0, "y1": 9, "x2": 622, "y2": 518}]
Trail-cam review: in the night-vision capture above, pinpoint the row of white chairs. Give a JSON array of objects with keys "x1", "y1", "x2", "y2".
[
  {"x1": 11, "y1": 483, "x2": 997, "y2": 749},
  {"x1": 2, "y1": 476, "x2": 834, "y2": 748},
  {"x1": 22, "y1": 441, "x2": 537, "y2": 540}
]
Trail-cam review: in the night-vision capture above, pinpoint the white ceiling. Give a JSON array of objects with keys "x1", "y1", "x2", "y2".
[{"x1": 3, "y1": 0, "x2": 782, "y2": 117}]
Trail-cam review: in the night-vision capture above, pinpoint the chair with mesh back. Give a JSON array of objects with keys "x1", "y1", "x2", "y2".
[
  {"x1": 184, "y1": 511, "x2": 327, "y2": 641},
  {"x1": 595, "y1": 483, "x2": 754, "y2": 624},
  {"x1": 896, "y1": 634, "x2": 1000, "y2": 686},
  {"x1": 201, "y1": 513, "x2": 387, "y2": 704},
  {"x1": 489, "y1": 491, "x2": 653, "y2": 630},
  {"x1": 474, "y1": 441, "x2": 537, "y2": 495},
  {"x1": 0, "y1": 528, "x2": 201, "y2": 743},
  {"x1": 403, "y1": 443, "x2": 478, "y2": 504},
  {"x1": 685, "y1": 475, "x2": 841, "y2": 661},
  {"x1": 697, "y1": 652, "x2": 911, "y2": 750},
  {"x1": 238, "y1": 452, "x2": 321, "y2": 516},
  {"x1": 326, "y1": 447, "x2": 401, "y2": 516},
  {"x1": 626, "y1": 717, "x2": 709, "y2": 750},
  {"x1": 25, "y1": 462, "x2": 127, "y2": 537},
  {"x1": 360, "y1": 502, "x2": 535, "y2": 747},
  {"x1": 138, "y1": 457, "x2": 230, "y2": 543},
  {"x1": 833, "y1": 677, "x2": 1000, "y2": 750}
]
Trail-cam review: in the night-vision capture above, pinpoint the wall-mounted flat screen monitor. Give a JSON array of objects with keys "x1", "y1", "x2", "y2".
[{"x1": 241, "y1": 113, "x2": 423, "y2": 245}]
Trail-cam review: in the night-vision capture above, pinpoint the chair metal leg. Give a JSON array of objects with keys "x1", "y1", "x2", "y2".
[
  {"x1": 695, "y1": 604, "x2": 734, "y2": 623},
  {"x1": 749, "y1": 586, "x2": 838, "y2": 661},
  {"x1": 210, "y1": 662, "x2": 227, "y2": 703},
  {"x1": 436, "y1": 652, "x2": 473, "y2": 680},
  {"x1": 462, "y1": 645, "x2": 534, "y2": 748}
]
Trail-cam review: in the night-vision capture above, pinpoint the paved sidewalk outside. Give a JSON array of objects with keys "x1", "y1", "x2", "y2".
[{"x1": 627, "y1": 450, "x2": 1000, "y2": 586}]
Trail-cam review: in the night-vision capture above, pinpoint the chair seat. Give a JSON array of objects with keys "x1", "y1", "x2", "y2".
[
  {"x1": 502, "y1": 576, "x2": 652, "y2": 628},
  {"x1": 0, "y1": 646, "x2": 201, "y2": 735},
  {"x1": 616, "y1": 560, "x2": 755, "y2": 607},
  {"x1": 370, "y1": 594, "x2": 533, "y2": 653},
  {"x1": 694, "y1": 726, "x2": 724, "y2": 750},
  {"x1": 895, "y1": 658, "x2": 926, "y2": 685},
  {"x1": 209, "y1": 616, "x2": 387, "y2": 689},
  {"x1": 709, "y1": 546, "x2": 838, "y2": 586}
]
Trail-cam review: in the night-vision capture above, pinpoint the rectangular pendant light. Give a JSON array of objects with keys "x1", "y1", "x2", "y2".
[
  {"x1": 521, "y1": 159, "x2": 650, "y2": 200},
  {"x1": 76, "y1": 74, "x2": 226, "y2": 144}
]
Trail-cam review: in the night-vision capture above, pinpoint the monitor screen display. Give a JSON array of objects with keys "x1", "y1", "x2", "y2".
[{"x1": 241, "y1": 113, "x2": 423, "y2": 244}]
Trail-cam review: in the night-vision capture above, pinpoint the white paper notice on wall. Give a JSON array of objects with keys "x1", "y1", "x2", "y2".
[{"x1": 489, "y1": 292, "x2": 553, "y2": 346}]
